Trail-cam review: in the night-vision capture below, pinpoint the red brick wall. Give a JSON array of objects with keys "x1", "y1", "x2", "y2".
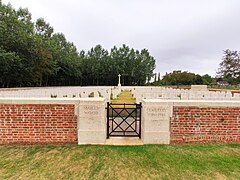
[
  {"x1": 171, "y1": 107, "x2": 240, "y2": 144},
  {"x1": 0, "y1": 104, "x2": 77, "y2": 145}
]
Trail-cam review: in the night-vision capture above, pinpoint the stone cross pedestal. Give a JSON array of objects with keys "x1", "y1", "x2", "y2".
[{"x1": 118, "y1": 74, "x2": 121, "y2": 87}]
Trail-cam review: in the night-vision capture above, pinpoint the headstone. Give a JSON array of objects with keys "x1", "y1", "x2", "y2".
[{"x1": 191, "y1": 85, "x2": 207, "y2": 91}]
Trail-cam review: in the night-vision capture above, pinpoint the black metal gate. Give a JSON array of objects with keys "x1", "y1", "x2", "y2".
[{"x1": 106, "y1": 102, "x2": 142, "y2": 138}]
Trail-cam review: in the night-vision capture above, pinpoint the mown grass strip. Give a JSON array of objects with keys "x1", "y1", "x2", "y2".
[
  {"x1": 111, "y1": 90, "x2": 136, "y2": 104},
  {"x1": 0, "y1": 144, "x2": 239, "y2": 179}
]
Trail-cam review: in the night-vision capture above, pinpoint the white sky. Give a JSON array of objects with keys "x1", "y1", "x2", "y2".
[{"x1": 3, "y1": 0, "x2": 240, "y2": 76}]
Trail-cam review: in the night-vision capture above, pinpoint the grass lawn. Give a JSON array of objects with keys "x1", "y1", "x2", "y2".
[
  {"x1": 0, "y1": 144, "x2": 239, "y2": 179},
  {"x1": 111, "y1": 90, "x2": 136, "y2": 104},
  {"x1": 110, "y1": 90, "x2": 137, "y2": 116},
  {"x1": 111, "y1": 90, "x2": 136, "y2": 111}
]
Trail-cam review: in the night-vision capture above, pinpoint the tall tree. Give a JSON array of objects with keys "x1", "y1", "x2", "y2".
[
  {"x1": 82, "y1": 45, "x2": 108, "y2": 85},
  {"x1": 217, "y1": 49, "x2": 240, "y2": 84},
  {"x1": 33, "y1": 18, "x2": 57, "y2": 86},
  {"x1": 48, "y1": 33, "x2": 82, "y2": 86},
  {"x1": 0, "y1": 4, "x2": 37, "y2": 87}
]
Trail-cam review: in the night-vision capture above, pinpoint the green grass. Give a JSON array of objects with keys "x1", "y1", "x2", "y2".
[
  {"x1": 111, "y1": 90, "x2": 136, "y2": 105},
  {"x1": 0, "y1": 144, "x2": 239, "y2": 179},
  {"x1": 110, "y1": 90, "x2": 136, "y2": 116},
  {"x1": 111, "y1": 90, "x2": 136, "y2": 104}
]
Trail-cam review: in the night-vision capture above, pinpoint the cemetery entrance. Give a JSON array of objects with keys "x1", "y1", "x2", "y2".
[{"x1": 106, "y1": 102, "x2": 142, "y2": 138}]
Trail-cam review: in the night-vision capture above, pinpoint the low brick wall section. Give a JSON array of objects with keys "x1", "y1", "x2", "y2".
[
  {"x1": 171, "y1": 107, "x2": 240, "y2": 144},
  {"x1": 0, "y1": 104, "x2": 77, "y2": 144}
]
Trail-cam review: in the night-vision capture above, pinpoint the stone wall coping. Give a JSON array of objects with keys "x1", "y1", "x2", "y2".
[
  {"x1": 0, "y1": 98, "x2": 106, "y2": 104},
  {"x1": 142, "y1": 99, "x2": 240, "y2": 107}
]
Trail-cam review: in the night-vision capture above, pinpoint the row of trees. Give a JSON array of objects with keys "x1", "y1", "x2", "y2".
[
  {"x1": 152, "y1": 71, "x2": 213, "y2": 86},
  {"x1": 0, "y1": 3, "x2": 155, "y2": 88}
]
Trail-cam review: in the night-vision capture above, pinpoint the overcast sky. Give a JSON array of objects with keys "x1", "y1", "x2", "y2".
[{"x1": 3, "y1": 0, "x2": 240, "y2": 76}]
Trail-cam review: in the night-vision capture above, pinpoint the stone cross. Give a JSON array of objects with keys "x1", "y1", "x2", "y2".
[{"x1": 118, "y1": 74, "x2": 121, "y2": 87}]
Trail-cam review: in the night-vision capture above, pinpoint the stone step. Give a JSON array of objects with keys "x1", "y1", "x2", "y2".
[{"x1": 105, "y1": 137, "x2": 143, "y2": 146}]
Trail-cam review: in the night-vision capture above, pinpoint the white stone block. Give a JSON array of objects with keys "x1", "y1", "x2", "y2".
[
  {"x1": 78, "y1": 130, "x2": 106, "y2": 144},
  {"x1": 191, "y1": 85, "x2": 207, "y2": 91},
  {"x1": 141, "y1": 100, "x2": 172, "y2": 144},
  {"x1": 142, "y1": 131, "x2": 170, "y2": 144},
  {"x1": 77, "y1": 98, "x2": 106, "y2": 144}
]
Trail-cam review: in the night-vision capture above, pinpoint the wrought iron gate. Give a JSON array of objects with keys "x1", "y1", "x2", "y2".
[{"x1": 106, "y1": 102, "x2": 142, "y2": 138}]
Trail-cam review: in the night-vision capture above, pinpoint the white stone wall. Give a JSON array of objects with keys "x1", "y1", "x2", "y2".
[
  {"x1": 130, "y1": 87, "x2": 240, "y2": 102},
  {"x1": 1, "y1": 86, "x2": 239, "y2": 102},
  {"x1": 0, "y1": 86, "x2": 112, "y2": 101}
]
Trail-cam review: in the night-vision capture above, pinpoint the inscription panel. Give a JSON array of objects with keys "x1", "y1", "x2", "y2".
[
  {"x1": 79, "y1": 105, "x2": 101, "y2": 117},
  {"x1": 146, "y1": 106, "x2": 168, "y2": 120},
  {"x1": 78, "y1": 105, "x2": 105, "y2": 131},
  {"x1": 144, "y1": 106, "x2": 170, "y2": 132}
]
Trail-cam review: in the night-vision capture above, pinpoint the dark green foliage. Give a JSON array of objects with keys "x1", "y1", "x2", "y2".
[
  {"x1": 0, "y1": 3, "x2": 156, "y2": 87},
  {"x1": 202, "y1": 74, "x2": 213, "y2": 85},
  {"x1": 161, "y1": 70, "x2": 207, "y2": 86}
]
